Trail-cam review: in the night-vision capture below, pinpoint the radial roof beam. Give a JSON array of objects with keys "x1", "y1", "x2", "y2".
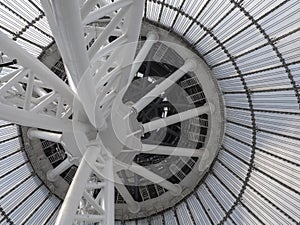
[
  {"x1": 114, "y1": 173, "x2": 141, "y2": 213},
  {"x1": 142, "y1": 103, "x2": 212, "y2": 133},
  {"x1": 47, "y1": 157, "x2": 74, "y2": 182},
  {"x1": 141, "y1": 144, "x2": 205, "y2": 157},
  {"x1": 133, "y1": 59, "x2": 197, "y2": 113},
  {"x1": 129, "y1": 163, "x2": 182, "y2": 196},
  {"x1": 27, "y1": 128, "x2": 62, "y2": 143}
]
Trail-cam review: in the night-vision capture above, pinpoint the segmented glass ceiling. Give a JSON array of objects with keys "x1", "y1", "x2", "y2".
[
  {"x1": 0, "y1": 0, "x2": 53, "y2": 57},
  {"x1": 0, "y1": 0, "x2": 300, "y2": 224},
  {"x1": 0, "y1": 120, "x2": 61, "y2": 224}
]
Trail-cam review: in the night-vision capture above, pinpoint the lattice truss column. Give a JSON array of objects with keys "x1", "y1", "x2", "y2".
[
  {"x1": 0, "y1": 30, "x2": 73, "y2": 132},
  {"x1": 41, "y1": 0, "x2": 146, "y2": 129},
  {"x1": 57, "y1": 145, "x2": 115, "y2": 225}
]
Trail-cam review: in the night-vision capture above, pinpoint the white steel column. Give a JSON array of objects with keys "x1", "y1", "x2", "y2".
[
  {"x1": 114, "y1": 174, "x2": 141, "y2": 213},
  {"x1": 42, "y1": 0, "x2": 98, "y2": 126},
  {"x1": 82, "y1": 0, "x2": 133, "y2": 25},
  {"x1": 47, "y1": 157, "x2": 73, "y2": 182},
  {"x1": 27, "y1": 128, "x2": 62, "y2": 143},
  {"x1": 0, "y1": 103, "x2": 72, "y2": 132},
  {"x1": 142, "y1": 104, "x2": 212, "y2": 133},
  {"x1": 0, "y1": 31, "x2": 74, "y2": 103},
  {"x1": 126, "y1": 31, "x2": 158, "y2": 87},
  {"x1": 74, "y1": 215, "x2": 104, "y2": 223},
  {"x1": 141, "y1": 144, "x2": 205, "y2": 157},
  {"x1": 55, "y1": 146, "x2": 99, "y2": 225},
  {"x1": 133, "y1": 59, "x2": 196, "y2": 112},
  {"x1": 129, "y1": 163, "x2": 182, "y2": 196},
  {"x1": 80, "y1": 0, "x2": 99, "y2": 19},
  {"x1": 41, "y1": 0, "x2": 89, "y2": 85},
  {"x1": 103, "y1": 157, "x2": 114, "y2": 225}
]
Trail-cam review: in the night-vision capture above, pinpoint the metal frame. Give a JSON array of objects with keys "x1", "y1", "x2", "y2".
[
  {"x1": 0, "y1": 0, "x2": 300, "y2": 224},
  {"x1": 0, "y1": 0, "x2": 220, "y2": 223}
]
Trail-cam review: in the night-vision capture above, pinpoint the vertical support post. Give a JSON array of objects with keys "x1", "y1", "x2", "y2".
[
  {"x1": 129, "y1": 31, "x2": 158, "y2": 82},
  {"x1": 0, "y1": 30, "x2": 74, "y2": 103},
  {"x1": 24, "y1": 72, "x2": 34, "y2": 111},
  {"x1": 130, "y1": 163, "x2": 182, "y2": 196},
  {"x1": 103, "y1": 157, "x2": 115, "y2": 225},
  {"x1": 42, "y1": 0, "x2": 97, "y2": 125},
  {"x1": 133, "y1": 59, "x2": 196, "y2": 112},
  {"x1": 55, "y1": 146, "x2": 99, "y2": 225},
  {"x1": 47, "y1": 157, "x2": 73, "y2": 181},
  {"x1": 42, "y1": 0, "x2": 89, "y2": 85}
]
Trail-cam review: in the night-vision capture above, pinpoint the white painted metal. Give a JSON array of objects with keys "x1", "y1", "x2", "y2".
[
  {"x1": 86, "y1": 0, "x2": 145, "y2": 128},
  {"x1": 47, "y1": 157, "x2": 74, "y2": 182},
  {"x1": 142, "y1": 104, "x2": 212, "y2": 133},
  {"x1": 0, "y1": 31, "x2": 74, "y2": 102},
  {"x1": 82, "y1": 0, "x2": 133, "y2": 25},
  {"x1": 127, "y1": 163, "x2": 182, "y2": 196},
  {"x1": 120, "y1": 31, "x2": 159, "y2": 102},
  {"x1": 27, "y1": 128, "x2": 62, "y2": 143},
  {"x1": 0, "y1": 105, "x2": 72, "y2": 132},
  {"x1": 0, "y1": 0, "x2": 225, "y2": 223},
  {"x1": 87, "y1": 181, "x2": 106, "y2": 189},
  {"x1": 80, "y1": 0, "x2": 99, "y2": 19},
  {"x1": 140, "y1": 144, "x2": 204, "y2": 157},
  {"x1": 74, "y1": 214, "x2": 104, "y2": 223},
  {"x1": 84, "y1": 26, "x2": 124, "y2": 38},
  {"x1": 130, "y1": 32, "x2": 158, "y2": 76},
  {"x1": 0, "y1": 31, "x2": 73, "y2": 132},
  {"x1": 24, "y1": 72, "x2": 34, "y2": 111},
  {"x1": 0, "y1": 69, "x2": 28, "y2": 95},
  {"x1": 103, "y1": 157, "x2": 115, "y2": 224},
  {"x1": 133, "y1": 59, "x2": 197, "y2": 113},
  {"x1": 55, "y1": 147, "x2": 95, "y2": 224},
  {"x1": 114, "y1": 173, "x2": 141, "y2": 213},
  {"x1": 43, "y1": 0, "x2": 145, "y2": 131},
  {"x1": 41, "y1": 0, "x2": 89, "y2": 86},
  {"x1": 54, "y1": 145, "x2": 108, "y2": 225},
  {"x1": 86, "y1": 6, "x2": 130, "y2": 59}
]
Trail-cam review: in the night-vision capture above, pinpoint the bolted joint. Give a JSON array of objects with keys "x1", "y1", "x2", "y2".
[
  {"x1": 184, "y1": 58, "x2": 198, "y2": 72},
  {"x1": 170, "y1": 184, "x2": 182, "y2": 196},
  {"x1": 128, "y1": 201, "x2": 141, "y2": 214},
  {"x1": 146, "y1": 31, "x2": 159, "y2": 41}
]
